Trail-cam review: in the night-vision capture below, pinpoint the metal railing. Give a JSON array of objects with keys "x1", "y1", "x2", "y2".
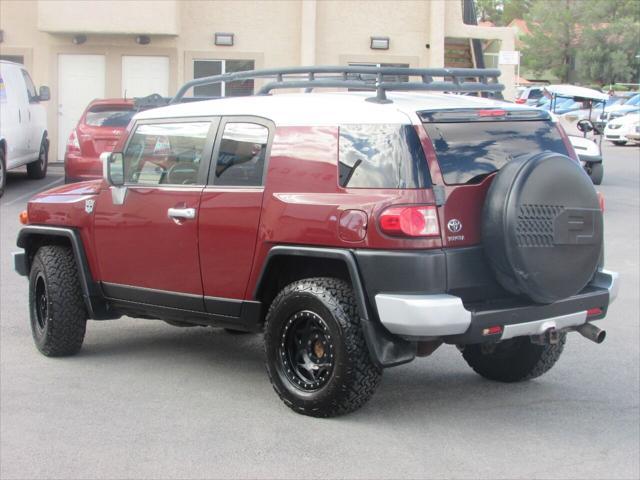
[{"x1": 171, "y1": 65, "x2": 504, "y2": 104}]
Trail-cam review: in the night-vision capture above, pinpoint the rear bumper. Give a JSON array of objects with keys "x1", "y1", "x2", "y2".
[
  {"x1": 64, "y1": 154, "x2": 102, "y2": 182},
  {"x1": 375, "y1": 269, "x2": 618, "y2": 344}
]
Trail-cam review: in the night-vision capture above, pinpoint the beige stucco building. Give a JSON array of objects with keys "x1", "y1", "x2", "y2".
[{"x1": 0, "y1": 0, "x2": 516, "y2": 160}]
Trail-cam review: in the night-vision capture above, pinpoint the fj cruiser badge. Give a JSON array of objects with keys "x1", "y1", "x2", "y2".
[
  {"x1": 85, "y1": 199, "x2": 95, "y2": 214},
  {"x1": 447, "y1": 218, "x2": 462, "y2": 233}
]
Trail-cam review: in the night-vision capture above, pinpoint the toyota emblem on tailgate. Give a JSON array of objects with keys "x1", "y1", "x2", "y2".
[{"x1": 447, "y1": 218, "x2": 462, "y2": 233}]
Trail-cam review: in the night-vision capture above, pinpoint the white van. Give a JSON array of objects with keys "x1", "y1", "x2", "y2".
[{"x1": 0, "y1": 60, "x2": 50, "y2": 197}]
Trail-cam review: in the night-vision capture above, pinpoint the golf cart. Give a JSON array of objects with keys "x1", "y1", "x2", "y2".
[{"x1": 544, "y1": 85, "x2": 608, "y2": 185}]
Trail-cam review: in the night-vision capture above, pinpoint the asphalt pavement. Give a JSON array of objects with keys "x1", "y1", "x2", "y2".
[{"x1": 1, "y1": 148, "x2": 639, "y2": 480}]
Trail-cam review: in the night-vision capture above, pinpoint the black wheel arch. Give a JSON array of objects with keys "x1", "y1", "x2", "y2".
[
  {"x1": 17, "y1": 226, "x2": 116, "y2": 319},
  {"x1": 254, "y1": 246, "x2": 417, "y2": 368}
]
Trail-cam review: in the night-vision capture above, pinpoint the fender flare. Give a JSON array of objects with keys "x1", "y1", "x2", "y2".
[
  {"x1": 17, "y1": 226, "x2": 115, "y2": 319},
  {"x1": 254, "y1": 246, "x2": 416, "y2": 368}
]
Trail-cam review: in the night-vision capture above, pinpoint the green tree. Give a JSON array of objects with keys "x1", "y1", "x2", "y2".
[
  {"x1": 576, "y1": 0, "x2": 640, "y2": 85},
  {"x1": 521, "y1": 0, "x2": 581, "y2": 82},
  {"x1": 502, "y1": 0, "x2": 532, "y2": 24}
]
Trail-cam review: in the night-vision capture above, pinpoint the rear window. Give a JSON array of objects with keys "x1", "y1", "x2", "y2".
[
  {"x1": 423, "y1": 120, "x2": 569, "y2": 185},
  {"x1": 338, "y1": 124, "x2": 431, "y2": 189},
  {"x1": 528, "y1": 89, "x2": 543, "y2": 100},
  {"x1": 85, "y1": 106, "x2": 135, "y2": 127}
]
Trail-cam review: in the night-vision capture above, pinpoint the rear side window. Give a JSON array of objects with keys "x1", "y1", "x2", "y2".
[
  {"x1": 213, "y1": 122, "x2": 269, "y2": 186},
  {"x1": 423, "y1": 120, "x2": 569, "y2": 185},
  {"x1": 86, "y1": 106, "x2": 136, "y2": 127},
  {"x1": 338, "y1": 124, "x2": 431, "y2": 189}
]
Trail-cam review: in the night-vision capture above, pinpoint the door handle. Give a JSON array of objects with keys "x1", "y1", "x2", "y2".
[{"x1": 167, "y1": 207, "x2": 196, "y2": 220}]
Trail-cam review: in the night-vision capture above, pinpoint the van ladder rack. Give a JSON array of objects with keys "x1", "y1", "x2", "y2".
[{"x1": 171, "y1": 66, "x2": 504, "y2": 104}]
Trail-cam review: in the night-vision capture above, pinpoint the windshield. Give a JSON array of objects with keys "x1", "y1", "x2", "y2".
[
  {"x1": 625, "y1": 94, "x2": 640, "y2": 106},
  {"x1": 423, "y1": 120, "x2": 569, "y2": 185},
  {"x1": 85, "y1": 106, "x2": 135, "y2": 127}
]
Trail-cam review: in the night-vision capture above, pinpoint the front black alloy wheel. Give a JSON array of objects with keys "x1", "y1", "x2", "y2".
[
  {"x1": 29, "y1": 246, "x2": 87, "y2": 356},
  {"x1": 264, "y1": 278, "x2": 381, "y2": 417}
]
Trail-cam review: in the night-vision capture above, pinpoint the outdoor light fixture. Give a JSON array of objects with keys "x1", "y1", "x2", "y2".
[
  {"x1": 135, "y1": 35, "x2": 151, "y2": 45},
  {"x1": 370, "y1": 36, "x2": 390, "y2": 50},
  {"x1": 214, "y1": 32, "x2": 234, "y2": 46},
  {"x1": 72, "y1": 34, "x2": 87, "y2": 45}
]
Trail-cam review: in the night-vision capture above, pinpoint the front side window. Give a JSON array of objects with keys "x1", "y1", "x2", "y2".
[
  {"x1": 21, "y1": 70, "x2": 38, "y2": 103},
  {"x1": 338, "y1": 124, "x2": 431, "y2": 189},
  {"x1": 123, "y1": 121, "x2": 211, "y2": 186},
  {"x1": 213, "y1": 122, "x2": 269, "y2": 187},
  {"x1": 193, "y1": 59, "x2": 255, "y2": 97}
]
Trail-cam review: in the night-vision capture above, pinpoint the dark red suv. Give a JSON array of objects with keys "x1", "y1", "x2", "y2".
[{"x1": 14, "y1": 67, "x2": 619, "y2": 417}]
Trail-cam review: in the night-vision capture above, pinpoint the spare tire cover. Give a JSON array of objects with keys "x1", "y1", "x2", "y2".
[{"x1": 483, "y1": 151, "x2": 603, "y2": 304}]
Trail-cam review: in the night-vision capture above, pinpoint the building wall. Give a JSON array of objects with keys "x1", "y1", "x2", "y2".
[{"x1": 0, "y1": 0, "x2": 516, "y2": 160}]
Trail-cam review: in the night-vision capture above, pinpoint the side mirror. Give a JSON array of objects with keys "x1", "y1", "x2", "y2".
[
  {"x1": 577, "y1": 119, "x2": 594, "y2": 133},
  {"x1": 38, "y1": 86, "x2": 50, "y2": 102},
  {"x1": 101, "y1": 152, "x2": 124, "y2": 186}
]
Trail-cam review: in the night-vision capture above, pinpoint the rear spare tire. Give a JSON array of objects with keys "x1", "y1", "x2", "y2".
[{"x1": 483, "y1": 152, "x2": 603, "y2": 304}]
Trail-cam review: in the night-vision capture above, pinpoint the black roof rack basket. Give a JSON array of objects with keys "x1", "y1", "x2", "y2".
[{"x1": 171, "y1": 66, "x2": 504, "y2": 104}]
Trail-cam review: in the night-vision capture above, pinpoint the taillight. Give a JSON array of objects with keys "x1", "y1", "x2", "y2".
[
  {"x1": 66, "y1": 129, "x2": 81, "y2": 154},
  {"x1": 515, "y1": 98, "x2": 526, "y2": 104},
  {"x1": 597, "y1": 191, "x2": 605, "y2": 212},
  {"x1": 379, "y1": 206, "x2": 440, "y2": 237}
]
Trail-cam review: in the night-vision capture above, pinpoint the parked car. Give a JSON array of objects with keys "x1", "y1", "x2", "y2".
[
  {"x1": 625, "y1": 120, "x2": 640, "y2": 144},
  {"x1": 604, "y1": 112, "x2": 640, "y2": 145},
  {"x1": 597, "y1": 93, "x2": 640, "y2": 130},
  {"x1": 0, "y1": 60, "x2": 50, "y2": 197},
  {"x1": 514, "y1": 85, "x2": 545, "y2": 105},
  {"x1": 13, "y1": 67, "x2": 618, "y2": 417},
  {"x1": 64, "y1": 99, "x2": 137, "y2": 183}
]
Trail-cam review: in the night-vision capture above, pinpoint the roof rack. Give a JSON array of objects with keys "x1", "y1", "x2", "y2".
[{"x1": 171, "y1": 66, "x2": 504, "y2": 104}]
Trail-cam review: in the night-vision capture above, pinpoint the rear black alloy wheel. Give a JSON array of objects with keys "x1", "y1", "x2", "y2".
[
  {"x1": 279, "y1": 310, "x2": 335, "y2": 391},
  {"x1": 27, "y1": 136, "x2": 48, "y2": 179},
  {"x1": 264, "y1": 278, "x2": 381, "y2": 417},
  {"x1": 462, "y1": 333, "x2": 566, "y2": 383}
]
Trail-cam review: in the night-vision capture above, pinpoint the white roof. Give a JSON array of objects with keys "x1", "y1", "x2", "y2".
[
  {"x1": 545, "y1": 85, "x2": 608, "y2": 101},
  {"x1": 134, "y1": 91, "x2": 519, "y2": 127}
]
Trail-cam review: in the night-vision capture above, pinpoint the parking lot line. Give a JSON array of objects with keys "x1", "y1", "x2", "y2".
[{"x1": 1, "y1": 177, "x2": 64, "y2": 208}]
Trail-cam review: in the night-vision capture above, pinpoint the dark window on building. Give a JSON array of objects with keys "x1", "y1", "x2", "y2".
[
  {"x1": 423, "y1": 120, "x2": 569, "y2": 185},
  {"x1": 193, "y1": 59, "x2": 255, "y2": 97},
  {"x1": 213, "y1": 122, "x2": 269, "y2": 186},
  {"x1": 338, "y1": 124, "x2": 431, "y2": 189}
]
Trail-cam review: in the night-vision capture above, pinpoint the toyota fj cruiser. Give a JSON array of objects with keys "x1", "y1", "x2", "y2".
[{"x1": 14, "y1": 67, "x2": 619, "y2": 417}]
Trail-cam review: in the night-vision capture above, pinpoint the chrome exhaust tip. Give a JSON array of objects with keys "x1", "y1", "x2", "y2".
[{"x1": 575, "y1": 323, "x2": 606, "y2": 344}]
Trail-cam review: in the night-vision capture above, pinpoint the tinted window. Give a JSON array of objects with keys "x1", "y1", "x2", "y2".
[
  {"x1": 193, "y1": 59, "x2": 255, "y2": 97},
  {"x1": 21, "y1": 70, "x2": 38, "y2": 103},
  {"x1": 213, "y1": 122, "x2": 268, "y2": 186},
  {"x1": 528, "y1": 88, "x2": 543, "y2": 100},
  {"x1": 423, "y1": 121, "x2": 569, "y2": 185},
  {"x1": 123, "y1": 122, "x2": 211, "y2": 186},
  {"x1": 339, "y1": 124, "x2": 431, "y2": 189},
  {"x1": 85, "y1": 107, "x2": 135, "y2": 127}
]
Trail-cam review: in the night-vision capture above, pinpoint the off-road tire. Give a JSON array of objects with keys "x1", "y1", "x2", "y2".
[
  {"x1": 589, "y1": 162, "x2": 604, "y2": 185},
  {"x1": 27, "y1": 135, "x2": 48, "y2": 179},
  {"x1": 462, "y1": 333, "x2": 566, "y2": 383},
  {"x1": 264, "y1": 278, "x2": 382, "y2": 417},
  {"x1": 0, "y1": 147, "x2": 6, "y2": 197},
  {"x1": 29, "y1": 246, "x2": 87, "y2": 356}
]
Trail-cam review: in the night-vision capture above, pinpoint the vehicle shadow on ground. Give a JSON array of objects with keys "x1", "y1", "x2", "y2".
[{"x1": 74, "y1": 320, "x2": 559, "y2": 418}]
